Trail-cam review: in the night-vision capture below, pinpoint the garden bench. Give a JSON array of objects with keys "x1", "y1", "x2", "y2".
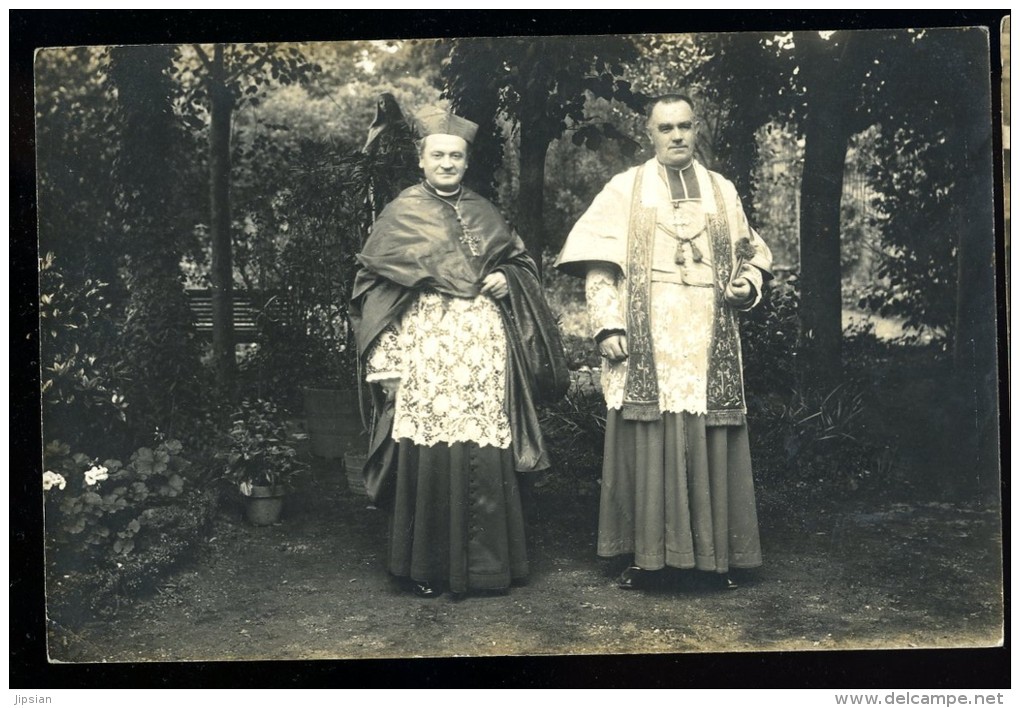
[{"x1": 186, "y1": 288, "x2": 288, "y2": 343}]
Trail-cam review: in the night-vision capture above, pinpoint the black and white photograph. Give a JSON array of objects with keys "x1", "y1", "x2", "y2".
[{"x1": 13, "y1": 11, "x2": 1008, "y2": 685}]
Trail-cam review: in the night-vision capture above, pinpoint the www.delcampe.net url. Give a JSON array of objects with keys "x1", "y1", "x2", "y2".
[{"x1": 835, "y1": 693, "x2": 1005, "y2": 706}]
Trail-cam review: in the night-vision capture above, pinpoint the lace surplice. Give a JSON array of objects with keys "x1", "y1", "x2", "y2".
[
  {"x1": 366, "y1": 290, "x2": 512, "y2": 449},
  {"x1": 588, "y1": 265, "x2": 715, "y2": 414}
]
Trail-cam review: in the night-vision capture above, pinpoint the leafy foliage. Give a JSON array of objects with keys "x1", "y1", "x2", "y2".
[
  {"x1": 740, "y1": 275, "x2": 802, "y2": 398},
  {"x1": 173, "y1": 43, "x2": 324, "y2": 127},
  {"x1": 219, "y1": 399, "x2": 306, "y2": 492},
  {"x1": 749, "y1": 378, "x2": 891, "y2": 516},
  {"x1": 234, "y1": 130, "x2": 420, "y2": 404},
  {"x1": 39, "y1": 253, "x2": 129, "y2": 453},
  {"x1": 691, "y1": 32, "x2": 800, "y2": 201},
  {"x1": 108, "y1": 45, "x2": 207, "y2": 442},
  {"x1": 43, "y1": 436, "x2": 195, "y2": 570},
  {"x1": 537, "y1": 370, "x2": 607, "y2": 497},
  {"x1": 35, "y1": 47, "x2": 125, "y2": 293},
  {"x1": 860, "y1": 134, "x2": 961, "y2": 339}
]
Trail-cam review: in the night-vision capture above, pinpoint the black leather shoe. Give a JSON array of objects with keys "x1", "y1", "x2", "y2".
[
  {"x1": 617, "y1": 565, "x2": 644, "y2": 590},
  {"x1": 412, "y1": 581, "x2": 441, "y2": 598}
]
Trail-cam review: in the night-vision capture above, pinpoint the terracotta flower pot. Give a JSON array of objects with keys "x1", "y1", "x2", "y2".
[{"x1": 243, "y1": 484, "x2": 287, "y2": 526}]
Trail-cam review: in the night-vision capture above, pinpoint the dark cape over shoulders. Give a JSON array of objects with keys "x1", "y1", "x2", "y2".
[
  {"x1": 496, "y1": 265, "x2": 570, "y2": 473},
  {"x1": 349, "y1": 183, "x2": 568, "y2": 506}
]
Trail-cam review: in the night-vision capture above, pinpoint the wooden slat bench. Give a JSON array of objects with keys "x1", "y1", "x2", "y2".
[{"x1": 186, "y1": 289, "x2": 261, "y2": 343}]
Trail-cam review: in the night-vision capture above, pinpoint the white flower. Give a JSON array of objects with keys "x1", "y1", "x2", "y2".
[
  {"x1": 84, "y1": 465, "x2": 109, "y2": 486},
  {"x1": 43, "y1": 471, "x2": 67, "y2": 491}
]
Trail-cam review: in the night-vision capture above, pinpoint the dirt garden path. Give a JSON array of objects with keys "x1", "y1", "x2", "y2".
[{"x1": 48, "y1": 453, "x2": 1003, "y2": 664}]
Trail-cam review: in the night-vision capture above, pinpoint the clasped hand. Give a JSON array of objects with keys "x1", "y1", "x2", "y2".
[
  {"x1": 724, "y1": 276, "x2": 754, "y2": 308},
  {"x1": 600, "y1": 334, "x2": 629, "y2": 363},
  {"x1": 378, "y1": 378, "x2": 400, "y2": 399},
  {"x1": 479, "y1": 272, "x2": 509, "y2": 299}
]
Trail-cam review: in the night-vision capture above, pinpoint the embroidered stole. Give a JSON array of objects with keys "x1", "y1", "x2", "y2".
[{"x1": 621, "y1": 167, "x2": 746, "y2": 425}]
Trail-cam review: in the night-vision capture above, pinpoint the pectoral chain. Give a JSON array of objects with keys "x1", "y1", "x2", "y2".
[
  {"x1": 424, "y1": 186, "x2": 482, "y2": 256},
  {"x1": 453, "y1": 207, "x2": 481, "y2": 256},
  {"x1": 666, "y1": 201, "x2": 705, "y2": 265}
]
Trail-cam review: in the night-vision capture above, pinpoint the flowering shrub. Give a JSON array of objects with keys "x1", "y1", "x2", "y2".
[
  {"x1": 43, "y1": 436, "x2": 192, "y2": 567},
  {"x1": 43, "y1": 470, "x2": 67, "y2": 491}
]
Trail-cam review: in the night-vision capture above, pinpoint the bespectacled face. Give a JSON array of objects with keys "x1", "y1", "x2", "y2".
[
  {"x1": 647, "y1": 100, "x2": 698, "y2": 168},
  {"x1": 419, "y1": 134, "x2": 468, "y2": 191}
]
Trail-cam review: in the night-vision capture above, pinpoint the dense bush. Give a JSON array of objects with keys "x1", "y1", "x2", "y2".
[
  {"x1": 537, "y1": 369, "x2": 607, "y2": 498},
  {"x1": 39, "y1": 253, "x2": 129, "y2": 454},
  {"x1": 43, "y1": 432, "x2": 221, "y2": 624},
  {"x1": 233, "y1": 134, "x2": 421, "y2": 407},
  {"x1": 236, "y1": 318, "x2": 324, "y2": 410},
  {"x1": 35, "y1": 47, "x2": 125, "y2": 292},
  {"x1": 740, "y1": 273, "x2": 801, "y2": 398},
  {"x1": 46, "y1": 488, "x2": 218, "y2": 626},
  {"x1": 750, "y1": 377, "x2": 895, "y2": 513}
]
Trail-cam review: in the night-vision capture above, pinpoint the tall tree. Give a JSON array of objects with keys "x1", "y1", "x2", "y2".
[
  {"x1": 444, "y1": 36, "x2": 645, "y2": 268},
  {"x1": 180, "y1": 43, "x2": 320, "y2": 396},
  {"x1": 794, "y1": 32, "x2": 872, "y2": 392},
  {"x1": 699, "y1": 29, "x2": 994, "y2": 393},
  {"x1": 108, "y1": 44, "x2": 202, "y2": 441}
]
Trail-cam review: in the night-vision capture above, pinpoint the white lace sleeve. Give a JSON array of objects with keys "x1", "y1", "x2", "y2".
[{"x1": 585, "y1": 265, "x2": 626, "y2": 339}]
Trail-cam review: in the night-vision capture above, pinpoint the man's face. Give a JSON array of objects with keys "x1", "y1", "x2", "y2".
[
  {"x1": 647, "y1": 100, "x2": 698, "y2": 168},
  {"x1": 419, "y1": 134, "x2": 468, "y2": 190}
]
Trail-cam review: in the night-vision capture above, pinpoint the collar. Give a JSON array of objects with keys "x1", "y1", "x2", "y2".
[
  {"x1": 422, "y1": 180, "x2": 463, "y2": 199},
  {"x1": 656, "y1": 159, "x2": 696, "y2": 175}
]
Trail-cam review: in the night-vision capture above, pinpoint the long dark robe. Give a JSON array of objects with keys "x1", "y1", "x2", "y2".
[{"x1": 350, "y1": 183, "x2": 565, "y2": 591}]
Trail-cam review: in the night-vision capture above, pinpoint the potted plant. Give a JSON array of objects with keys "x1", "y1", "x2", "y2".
[{"x1": 221, "y1": 399, "x2": 306, "y2": 526}]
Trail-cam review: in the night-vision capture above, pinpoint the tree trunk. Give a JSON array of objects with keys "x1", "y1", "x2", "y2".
[
  {"x1": 951, "y1": 30, "x2": 999, "y2": 498},
  {"x1": 797, "y1": 37, "x2": 857, "y2": 393},
  {"x1": 209, "y1": 44, "x2": 235, "y2": 397},
  {"x1": 517, "y1": 125, "x2": 550, "y2": 275}
]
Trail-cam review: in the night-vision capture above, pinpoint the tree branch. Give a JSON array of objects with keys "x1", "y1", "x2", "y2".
[
  {"x1": 226, "y1": 44, "x2": 279, "y2": 85},
  {"x1": 192, "y1": 44, "x2": 214, "y2": 73}
]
